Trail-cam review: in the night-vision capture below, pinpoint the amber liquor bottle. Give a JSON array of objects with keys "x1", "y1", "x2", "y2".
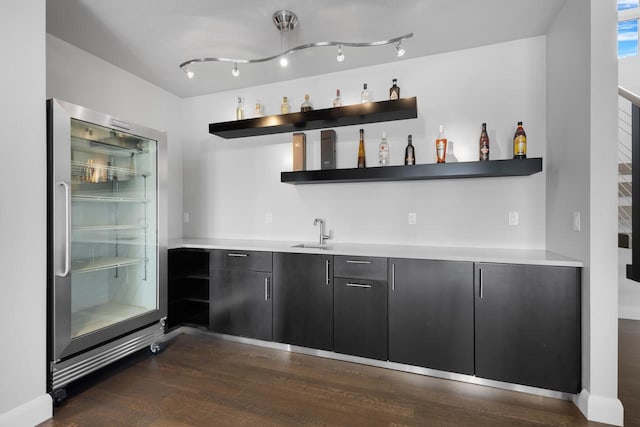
[
  {"x1": 513, "y1": 121, "x2": 527, "y2": 159},
  {"x1": 389, "y1": 79, "x2": 400, "y2": 100},
  {"x1": 357, "y1": 129, "x2": 366, "y2": 168},
  {"x1": 479, "y1": 123, "x2": 490, "y2": 161},
  {"x1": 404, "y1": 135, "x2": 415, "y2": 165}
]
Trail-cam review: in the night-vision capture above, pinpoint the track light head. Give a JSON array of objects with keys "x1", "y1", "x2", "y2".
[
  {"x1": 336, "y1": 45, "x2": 345, "y2": 62},
  {"x1": 396, "y1": 42, "x2": 405, "y2": 57},
  {"x1": 280, "y1": 56, "x2": 288, "y2": 67},
  {"x1": 183, "y1": 66, "x2": 194, "y2": 79},
  {"x1": 232, "y1": 63, "x2": 240, "y2": 77}
]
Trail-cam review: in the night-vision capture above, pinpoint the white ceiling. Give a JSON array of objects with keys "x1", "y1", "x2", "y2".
[{"x1": 46, "y1": 0, "x2": 566, "y2": 98}]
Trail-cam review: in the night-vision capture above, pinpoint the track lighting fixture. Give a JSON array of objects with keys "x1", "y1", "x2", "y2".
[
  {"x1": 336, "y1": 44, "x2": 345, "y2": 62},
  {"x1": 179, "y1": 10, "x2": 412, "y2": 78},
  {"x1": 183, "y1": 65, "x2": 194, "y2": 79}
]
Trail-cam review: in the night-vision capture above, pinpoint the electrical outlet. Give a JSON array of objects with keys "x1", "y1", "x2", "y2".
[
  {"x1": 408, "y1": 212, "x2": 417, "y2": 225},
  {"x1": 573, "y1": 211, "x2": 581, "y2": 232},
  {"x1": 265, "y1": 212, "x2": 273, "y2": 224},
  {"x1": 183, "y1": 212, "x2": 190, "y2": 224},
  {"x1": 508, "y1": 211, "x2": 519, "y2": 226}
]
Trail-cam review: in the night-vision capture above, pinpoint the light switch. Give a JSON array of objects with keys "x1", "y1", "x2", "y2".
[
  {"x1": 573, "y1": 211, "x2": 581, "y2": 232},
  {"x1": 508, "y1": 211, "x2": 519, "y2": 226}
]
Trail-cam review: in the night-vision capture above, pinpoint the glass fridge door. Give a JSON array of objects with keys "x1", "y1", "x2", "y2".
[{"x1": 68, "y1": 119, "x2": 158, "y2": 338}]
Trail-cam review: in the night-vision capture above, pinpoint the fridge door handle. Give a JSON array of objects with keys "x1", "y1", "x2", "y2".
[{"x1": 58, "y1": 181, "x2": 71, "y2": 277}]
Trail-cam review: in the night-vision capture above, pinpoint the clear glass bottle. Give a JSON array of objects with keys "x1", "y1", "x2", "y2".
[
  {"x1": 513, "y1": 121, "x2": 527, "y2": 159},
  {"x1": 333, "y1": 89, "x2": 343, "y2": 107},
  {"x1": 389, "y1": 79, "x2": 400, "y2": 100},
  {"x1": 379, "y1": 132, "x2": 389, "y2": 166},
  {"x1": 436, "y1": 125, "x2": 447, "y2": 163},
  {"x1": 300, "y1": 94, "x2": 313, "y2": 112},
  {"x1": 235, "y1": 97, "x2": 244, "y2": 120},
  {"x1": 404, "y1": 135, "x2": 415, "y2": 165},
  {"x1": 357, "y1": 129, "x2": 366, "y2": 168},
  {"x1": 479, "y1": 123, "x2": 490, "y2": 161},
  {"x1": 361, "y1": 83, "x2": 370, "y2": 103},
  {"x1": 281, "y1": 96, "x2": 290, "y2": 114}
]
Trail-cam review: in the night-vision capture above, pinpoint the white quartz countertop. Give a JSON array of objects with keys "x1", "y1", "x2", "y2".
[{"x1": 169, "y1": 238, "x2": 583, "y2": 268}]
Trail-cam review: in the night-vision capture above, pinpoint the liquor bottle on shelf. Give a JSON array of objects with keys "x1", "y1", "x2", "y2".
[
  {"x1": 435, "y1": 125, "x2": 447, "y2": 163},
  {"x1": 300, "y1": 94, "x2": 313, "y2": 112},
  {"x1": 361, "y1": 83, "x2": 370, "y2": 103},
  {"x1": 389, "y1": 79, "x2": 400, "y2": 100},
  {"x1": 379, "y1": 132, "x2": 389, "y2": 166},
  {"x1": 513, "y1": 121, "x2": 527, "y2": 159},
  {"x1": 479, "y1": 123, "x2": 490, "y2": 161},
  {"x1": 281, "y1": 97, "x2": 290, "y2": 114},
  {"x1": 235, "y1": 97, "x2": 244, "y2": 120},
  {"x1": 254, "y1": 99, "x2": 263, "y2": 117},
  {"x1": 404, "y1": 135, "x2": 415, "y2": 165},
  {"x1": 333, "y1": 89, "x2": 343, "y2": 107},
  {"x1": 357, "y1": 129, "x2": 366, "y2": 168}
]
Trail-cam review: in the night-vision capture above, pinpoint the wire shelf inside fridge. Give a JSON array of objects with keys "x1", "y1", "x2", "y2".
[{"x1": 72, "y1": 256, "x2": 147, "y2": 273}]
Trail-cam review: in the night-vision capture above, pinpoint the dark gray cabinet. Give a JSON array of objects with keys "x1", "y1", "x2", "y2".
[
  {"x1": 388, "y1": 258, "x2": 474, "y2": 375},
  {"x1": 209, "y1": 250, "x2": 272, "y2": 341},
  {"x1": 273, "y1": 252, "x2": 333, "y2": 351},
  {"x1": 474, "y1": 263, "x2": 580, "y2": 393},
  {"x1": 333, "y1": 256, "x2": 388, "y2": 360},
  {"x1": 168, "y1": 248, "x2": 210, "y2": 330}
]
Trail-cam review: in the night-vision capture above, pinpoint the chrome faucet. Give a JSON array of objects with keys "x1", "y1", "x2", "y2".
[{"x1": 313, "y1": 218, "x2": 331, "y2": 245}]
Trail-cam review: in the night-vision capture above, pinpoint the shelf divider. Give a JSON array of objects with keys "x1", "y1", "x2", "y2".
[{"x1": 281, "y1": 158, "x2": 543, "y2": 184}]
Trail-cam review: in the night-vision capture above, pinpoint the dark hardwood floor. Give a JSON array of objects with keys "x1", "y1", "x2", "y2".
[{"x1": 39, "y1": 320, "x2": 640, "y2": 427}]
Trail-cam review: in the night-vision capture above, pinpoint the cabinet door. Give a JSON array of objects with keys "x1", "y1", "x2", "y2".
[
  {"x1": 210, "y1": 270, "x2": 272, "y2": 341},
  {"x1": 273, "y1": 253, "x2": 333, "y2": 350},
  {"x1": 334, "y1": 278, "x2": 387, "y2": 360},
  {"x1": 388, "y1": 258, "x2": 474, "y2": 375},
  {"x1": 475, "y1": 263, "x2": 580, "y2": 393}
]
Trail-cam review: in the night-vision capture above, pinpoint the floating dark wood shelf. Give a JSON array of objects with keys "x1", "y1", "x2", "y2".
[
  {"x1": 209, "y1": 97, "x2": 418, "y2": 139},
  {"x1": 281, "y1": 158, "x2": 543, "y2": 184}
]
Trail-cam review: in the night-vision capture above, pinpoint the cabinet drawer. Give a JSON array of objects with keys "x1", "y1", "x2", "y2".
[
  {"x1": 210, "y1": 249, "x2": 272, "y2": 272},
  {"x1": 334, "y1": 255, "x2": 387, "y2": 280}
]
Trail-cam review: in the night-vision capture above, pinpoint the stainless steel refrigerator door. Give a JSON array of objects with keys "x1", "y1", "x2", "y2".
[{"x1": 48, "y1": 99, "x2": 167, "y2": 362}]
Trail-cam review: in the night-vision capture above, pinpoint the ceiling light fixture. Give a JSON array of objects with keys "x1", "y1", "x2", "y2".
[
  {"x1": 336, "y1": 44, "x2": 345, "y2": 62},
  {"x1": 232, "y1": 62, "x2": 240, "y2": 77},
  {"x1": 183, "y1": 65, "x2": 194, "y2": 79},
  {"x1": 179, "y1": 10, "x2": 413, "y2": 78}
]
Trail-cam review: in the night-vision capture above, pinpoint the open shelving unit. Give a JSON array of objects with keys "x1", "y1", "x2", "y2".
[
  {"x1": 209, "y1": 97, "x2": 418, "y2": 139},
  {"x1": 281, "y1": 158, "x2": 543, "y2": 184}
]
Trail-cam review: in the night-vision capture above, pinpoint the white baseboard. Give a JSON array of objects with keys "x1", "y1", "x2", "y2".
[
  {"x1": 0, "y1": 394, "x2": 52, "y2": 427},
  {"x1": 619, "y1": 305, "x2": 640, "y2": 320},
  {"x1": 574, "y1": 389, "x2": 624, "y2": 426}
]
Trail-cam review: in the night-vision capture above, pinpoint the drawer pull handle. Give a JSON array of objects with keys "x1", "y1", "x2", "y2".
[
  {"x1": 227, "y1": 253, "x2": 248, "y2": 257},
  {"x1": 479, "y1": 268, "x2": 484, "y2": 299},
  {"x1": 326, "y1": 260, "x2": 330, "y2": 285},
  {"x1": 346, "y1": 283, "x2": 372, "y2": 289},
  {"x1": 345, "y1": 260, "x2": 372, "y2": 264},
  {"x1": 391, "y1": 263, "x2": 395, "y2": 291},
  {"x1": 265, "y1": 277, "x2": 270, "y2": 300}
]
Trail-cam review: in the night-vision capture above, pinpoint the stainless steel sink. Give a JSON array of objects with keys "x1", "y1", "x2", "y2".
[{"x1": 292, "y1": 243, "x2": 332, "y2": 250}]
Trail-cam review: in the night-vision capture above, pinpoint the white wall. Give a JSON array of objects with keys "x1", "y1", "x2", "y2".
[
  {"x1": 46, "y1": 35, "x2": 184, "y2": 239},
  {"x1": 182, "y1": 37, "x2": 547, "y2": 249},
  {"x1": 619, "y1": 55, "x2": 640, "y2": 95},
  {"x1": 546, "y1": 0, "x2": 622, "y2": 425},
  {"x1": 0, "y1": 1, "x2": 52, "y2": 426}
]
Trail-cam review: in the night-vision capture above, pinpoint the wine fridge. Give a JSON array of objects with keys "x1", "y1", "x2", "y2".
[{"x1": 47, "y1": 99, "x2": 167, "y2": 402}]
